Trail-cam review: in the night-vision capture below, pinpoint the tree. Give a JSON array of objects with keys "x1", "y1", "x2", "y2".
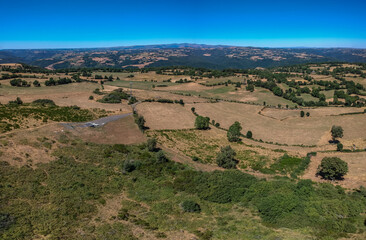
[
  {"x1": 147, "y1": 138, "x2": 157, "y2": 152},
  {"x1": 300, "y1": 111, "x2": 305, "y2": 117},
  {"x1": 33, "y1": 80, "x2": 41, "y2": 87},
  {"x1": 246, "y1": 84, "x2": 254, "y2": 92},
  {"x1": 317, "y1": 157, "x2": 348, "y2": 180},
  {"x1": 89, "y1": 95, "x2": 94, "y2": 100},
  {"x1": 246, "y1": 131, "x2": 253, "y2": 139},
  {"x1": 195, "y1": 116, "x2": 210, "y2": 130},
  {"x1": 227, "y1": 121, "x2": 242, "y2": 142},
  {"x1": 337, "y1": 143, "x2": 343, "y2": 151},
  {"x1": 135, "y1": 115, "x2": 146, "y2": 131},
  {"x1": 331, "y1": 125, "x2": 343, "y2": 142},
  {"x1": 191, "y1": 107, "x2": 195, "y2": 113},
  {"x1": 216, "y1": 145, "x2": 237, "y2": 169},
  {"x1": 306, "y1": 112, "x2": 310, "y2": 117}
]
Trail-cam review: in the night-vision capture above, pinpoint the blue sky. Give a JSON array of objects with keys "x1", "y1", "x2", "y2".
[{"x1": 1, "y1": 0, "x2": 366, "y2": 49}]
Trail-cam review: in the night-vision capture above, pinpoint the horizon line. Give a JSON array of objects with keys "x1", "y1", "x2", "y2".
[{"x1": 1, "y1": 42, "x2": 366, "y2": 50}]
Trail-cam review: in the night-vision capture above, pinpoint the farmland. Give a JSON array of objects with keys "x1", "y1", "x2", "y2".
[{"x1": 1, "y1": 62, "x2": 366, "y2": 239}]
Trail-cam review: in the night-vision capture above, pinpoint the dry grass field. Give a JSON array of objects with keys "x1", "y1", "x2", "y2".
[
  {"x1": 193, "y1": 102, "x2": 366, "y2": 146},
  {"x1": 303, "y1": 151, "x2": 366, "y2": 189},
  {"x1": 135, "y1": 102, "x2": 196, "y2": 129},
  {"x1": 70, "y1": 115, "x2": 146, "y2": 145},
  {"x1": 0, "y1": 82, "x2": 131, "y2": 111}
]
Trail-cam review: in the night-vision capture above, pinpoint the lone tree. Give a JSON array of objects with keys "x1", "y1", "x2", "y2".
[
  {"x1": 227, "y1": 121, "x2": 242, "y2": 142},
  {"x1": 195, "y1": 116, "x2": 210, "y2": 130},
  {"x1": 300, "y1": 111, "x2": 305, "y2": 117},
  {"x1": 331, "y1": 125, "x2": 343, "y2": 142},
  {"x1": 317, "y1": 157, "x2": 348, "y2": 180},
  {"x1": 246, "y1": 131, "x2": 253, "y2": 139},
  {"x1": 216, "y1": 145, "x2": 237, "y2": 169}
]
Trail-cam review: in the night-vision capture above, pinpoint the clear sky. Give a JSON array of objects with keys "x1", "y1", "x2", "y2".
[{"x1": 1, "y1": 0, "x2": 366, "y2": 49}]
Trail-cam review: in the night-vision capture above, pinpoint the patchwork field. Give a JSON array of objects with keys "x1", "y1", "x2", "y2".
[{"x1": 193, "y1": 102, "x2": 366, "y2": 146}]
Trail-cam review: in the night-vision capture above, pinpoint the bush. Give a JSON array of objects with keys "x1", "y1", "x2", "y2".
[
  {"x1": 337, "y1": 143, "x2": 343, "y2": 151},
  {"x1": 181, "y1": 200, "x2": 201, "y2": 213},
  {"x1": 89, "y1": 95, "x2": 94, "y2": 100},
  {"x1": 123, "y1": 159, "x2": 140, "y2": 173},
  {"x1": 216, "y1": 146, "x2": 237, "y2": 169},
  {"x1": 317, "y1": 157, "x2": 348, "y2": 180},
  {"x1": 32, "y1": 99, "x2": 56, "y2": 106},
  {"x1": 195, "y1": 116, "x2": 210, "y2": 130},
  {"x1": 300, "y1": 111, "x2": 305, "y2": 117},
  {"x1": 156, "y1": 151, "x2": 168, "y2": 163},
  {"x1": 331, "y1": 125, "x2": 343, "y2": 142},
  {"x1": 246, "y1": 131, "x2": 252, "y2": 138},
  {"x1": 147, "y1": 138, "x2": 157, "y2": 152},
  {"x1": 227, "y1": 121, "x2": 242, "y2": 142}
]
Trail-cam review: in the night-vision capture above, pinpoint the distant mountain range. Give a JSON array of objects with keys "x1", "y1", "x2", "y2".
[{"x1": 1, "y1": 43, "x2": 366, "y2": 69}]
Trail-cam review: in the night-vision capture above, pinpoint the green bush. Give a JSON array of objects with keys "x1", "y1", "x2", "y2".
[
  {"x1": 195, "y1": 116, "x2": 209, "y2": 130},
  {"x1": 227, "y1": 121, "x2": 242, "y2": 142},
  {"x1": 317, "y1": 157, "x2": 348, "y2": 180},
  {"x1": 181, "y1": 200, "x2": 201, "y2": 213},
  {"x1": 216, "y1": 146, "x2": 237, "y2": 169}
]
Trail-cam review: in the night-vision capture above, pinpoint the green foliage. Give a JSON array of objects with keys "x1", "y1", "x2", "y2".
[
  {"x1": 1, "y1": 140, "x2": 365, "y2": 239},
  {"x1": 32, "y1": 99, "x2": 56, "y2": 106},
  {"x1": 0, "y1": 103, "x2": 101, "y2": 133},
  {"x1": 331, "y1": 125, "x2": 344, "y2": 141},
  {"x1": 317, "y1": 157, "x2": 348, "y2": 180},
  {"x1": 216, "y1": 146, "x2": 237, "y2": 169},
  {"x1": 147, "y1": 138, "x2": 157, "y2": 152},
  {"x1": 194, "y1": 116, "x2": 210, "y2": 130},
  {"x1": 300, "y1": 110, "x2": 305, "y2": 117},
  {"x1": 227, "y1": 121, "x2": 242, "y2": 142},
  {"x1": 134, "y1": 114, "x2": 146, "y2": 131},
  {"x1": 246, "y1": 130, "x2": 252, "y2": 139},
  {"x1": 337, "y1": 143, "x2": 343, "y2": 151},
  {"x1": 98, "y1": 88, "x2": 129, "y2": 103},
  {"x1": 180, "y1": 200, "x2": 201, "y2": 213}
]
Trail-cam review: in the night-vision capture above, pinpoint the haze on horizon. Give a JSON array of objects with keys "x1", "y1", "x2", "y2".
[{"x1": 1, "y1": 0, "x2": 366, "y2": 49}]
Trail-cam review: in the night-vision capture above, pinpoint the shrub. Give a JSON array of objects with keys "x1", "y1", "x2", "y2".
[
  {"x1": 89, "y1": 95, "x2": 94, "y2": 100},
  {"x1": 331, "y1": 125, "x2": 343, "y2": 142},
  {"x1": 300, "y1": 111, "x2": 305, "y2": 117},
  {"x1": 181, "y1": 200, "x2": 201, "y2": 213},
  {"x1": 227, "y1": 121, "x2": 242, "y2": 142},
  {"x1": 337, "y1": 143, "x2": 343, "y2": 151},
  {"x1": 123, "y1": 159, "x2": 140, "y2": 173},
  {"x1": 156, "y1": 151, "x2": 168, "y2": 163},
  {"x1": 32, "y1": 99, "x2": 56, "y2": 106},
  {"x1": 216, "y1": 146, "x2": 237, "y2": 169},
  {"x1": 306, "y1": 112, "x2": 310, "y2": 117},
  {"x1": 317, "y1": 157, "x2": 348, "y2": 180},
  {"x1": 134, "y1": 115, "x2": 146, "y2": 131},
  {"x1": 195, "y1": 116, "x2": 210, "y2": 130},
  {"x1": 147, "y1": 138, "x2": 157, "y2": 152},
  {"x1": 246, "y1": 131, "x2": 253, "y2": 139}
]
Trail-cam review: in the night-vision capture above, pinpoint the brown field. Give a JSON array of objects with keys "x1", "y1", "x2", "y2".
[
  {"x1": 69, "y1": 115, "x2": 146, "y2": 145},
  {"x1": 0, "y1": 82, "x2": 130, "y2": 112},
  {"x1": 135, "y1": 102, "x2": 196, "y2": 130},
  {"x1": 132, "y1": 89, "x2": 208, "y2": 103},
  {"x1": 93, "y1": 71, "x2": 191, "y2": 82},
  {"x1": 303, "y1": 151, "x2": 366, "y2": 189},
  {"x1": 193, "y1": 102, "x2": 366, "y2": 146}
]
